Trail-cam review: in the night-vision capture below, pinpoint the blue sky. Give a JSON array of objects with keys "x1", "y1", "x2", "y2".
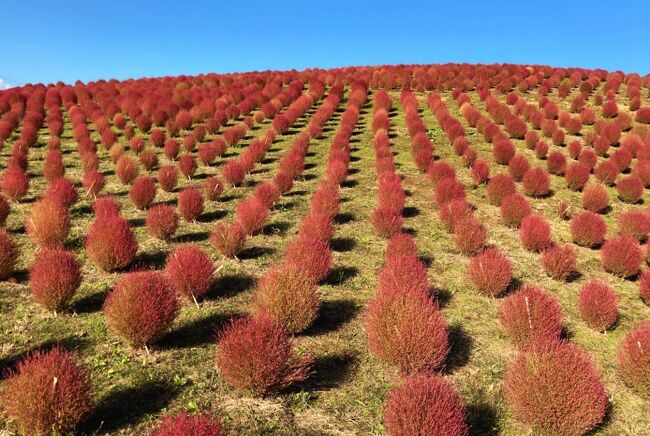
[{"x1": 1, "y1": 0, "x2": 648, "y2": 86}]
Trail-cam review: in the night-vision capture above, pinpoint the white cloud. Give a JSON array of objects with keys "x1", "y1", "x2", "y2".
[{"x1": 0, "y1": 78, "x2": 14, "y2": 90}]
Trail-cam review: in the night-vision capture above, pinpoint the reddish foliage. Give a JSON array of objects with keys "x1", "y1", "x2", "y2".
[
  {"x1": 82, "y1": 170, "x2": 105, "y2": 199},
  {"x1": 284, "y1": 235, "x2": 332, "y2": 283},
  {"x1": 150, "y1": 412, "x2": 223, "y2": 436},
  {"x1": 453, "y1": 216, "x2": 486, "y2": 255},
  {"x1": 434, "y1": 178, "x2": 465, "y2": 207},
  {"x1": 617, "y1": 322, "x2": 650, "y2": 396},
  {"x1": 468, "y1": 248, "x2": 512, "y2": 297},
  {"x1": 541, "y1": 244, "x2": 577, "y2": 281},
  {"x1": 146, "y1": 205, "x2": 179, "y2": 241},
  {"x1": 0, "y1": 229, "x2": 17, "y2": 280},
  {"x1": 216, "y1": 314, "x2": 312, "y2": 395},
  {"x1": 103, "y1": 271, "x2": 179, "y2": 348},
  {"x1": 115, "y1": 155, "x2": 139, "y2": 185},
  {"x1": 578, "y1": 280, "x2": 618, "y2": 332},
  {"x1": 519, "y1": 215, "x2": 551, "y2": 251},
  {"x1": 165, "y1": 244, "x2": 214, "y2": 302},
  {"x1": 471, "y1": 159, "x2": 490, "y2": 185},
  {"x1": 498, "y1": 285, "x2": 563, "y2": 349},
  {"x1": 210, "y1": 222, "x2": 246, "y2": 258},
  {"x1": 487, "y1": 173, "x2": 516, "y2": 206},
  {"x1": 618, "y1": 210, "x2": 650, "y2": 241},
  {"x1": 85, "y1": 216, "x2": 138, "y2": 271},
  {"x1": 44, "y1": 178, "x2": 78, "y2": 207},
  {"x1": 221, "y1": 161, "x2": 246, "y2": 186},
  {"x1": 570, "y1": 211, "x2": 606, "y2": 247},
  {"x1": 178, "y1": 154, "x2": 197, "y2": 179},
  {"x1": 385, "y1": 233, "x2": 418, "y2": 262},
  {"x1": 636, "y1": 107, "x2": 650, "y2": 124},
  {"x1": 594, "y1": 159, "x2": 619, "y2": 185},
  {"x1": 164, "y1": 139, "x2": 181, "y2": 160},
  {"x1": 157, "y1": 165, "x2": 178, "y2": 192},
  {"x1": 522, "y1": 167, "x2": 550, "y2": 197},
  {"x1": 235, "y1": 197, "x2": 269, "y2": 235},
  {"x1": 601, "y1": 235, "x2": 643, "y2": 278},
  {"x1": 378, "y1": 254, "x2": 430, "y2": 296},
  {"x1": 128, "y1": 176, "x2": 156, "y2": 209},
  {"x1": 546, "y1": 151, "x2": 566, "y2": 175},
  {"x1": 43, "y1": 149, "x2": 65, "y2": 181},
  {"x1": 0, "y1": 347, "x2": 93, "y2": 435},
  {"x1": 26, "y1": 198, "x2": 70, "y2": 249},
  {"x1": 500, "y1": 193, "x2": 531, "y2": 227},
  {"x1": 299, "y1": 212, "x2": 334, "y2": 241},
  {"x1": 582, "y1": 183, "x2": 609, "y2": 213},
  {"x1": 372, "y1": 206, "x2": 403, "y2": 238},
  {"x1": 383, "y1": 374, "x2": 468, "y2": 436},
  {"x1": 504, "y1": 341, "x2": 607, "y2": 435},
  {"x1": 1, "y1": 166, "x2": 29, "y2": 201},
  {"x1": 427, "y1": 161, "x2": 456, "y2": 186},
  {"x1": 254, "y1": 182, "x2": 281, "y2": 208},
  {"x1": 366, "y1": 284, "x2": 448, "y2": 374},
  {"x1": 616, "y1": 175, "x2": 644, "y2": 203},
  {"x1": 92, "y1": 196, "x2": 121, "y2": 218},
  {"x1": 0, "y1": 195, "x2": 9, "y2": 226},
  {"x1": 508, "y1": 154, "x2": 530, "y2": 182},
  {"x1": 29, "y1": 249, "x2": 81, "y2": 311},
  {"x1": 178, "y1": 186, "x2": 204, "y2": 221},
  {"x1": 439, "y1": 198, "x2": 473, "y2": 232},
  {"x1": 139, "y1": 149, "x2": 158, "y2": 171},
  {"x1": 253, "y1": 265, "x2": 320, "y2": 334},
  {"x1": 274, "y1": 172, "x2": 294, "y2": 194},
  {"x1": 310, "y1": 184, "x2": 340, "y2": 218},
  {"x1": 565, "y1": 162, "x2": 590, "y2": 191},
  {"x1": 493, "y1": 139, "x2": 515, "y2": 164}
]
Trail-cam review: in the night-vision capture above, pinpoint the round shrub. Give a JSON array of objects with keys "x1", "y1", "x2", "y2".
[
  {"x1": 508, "y1": 154, "x2": 530, "y2": 182},
  {"x1": 439, "y1": 198, "x2": 472, "y2": 232},
  {"x1": 601, "y1": 235, "x2": 643, "y2": 278},
  {"x1": 372, "y1": 206, "x2": 403, "y2": 238},
  {"x1": 487, "y1": 173, "x2": 516, "y2": 206},
  {"x1": 385, "y1": 233, "x2": 418, "y2": 262},
  {"x1": 519, "y1": 215, "x2": 551, "y2": 251},
  {"x1": 493, "y1": 139, "x2": 515, "y2": 164},
  {"x1": 216, "y1": 314, "x2": 312, "y2": 395},
  {"x1": 498, "y1": 285, "x2": 563, "y2": 349},
  {"x1": 165, "y1": 244, "x2": 214, "y2": 303},
  {"x1": 471, "y1": 159, "x2": 489, "y2": 185},
  {"x1": 29, "y1": 249, "x2": 81, "y2": 312},
  {"x1": 383, "y1": 374, "x2": 468, "y2": 436},
  {"x1": 616, "y1": 175, "x2": 644, "y2": 203},
  {"x1": 178, "y1": 154, "x2": 197, "y2": 179},
  {"x1": 504, "y1": 341, "x2": 607, "y2": 435},
  {"x1": 378, "y1": 254, "x2": 430, "y2": 296},
  {"x1": 453, "y1": 216, "x2": 486, "y2": 256},
  {"x1": 467, "y1": 248, "x2": 512, "y2": 297},
  {"x1": 570, "y1": 211, "x2": 606, "y2": 247},
  {"x1": 157, "y1": 165, "x2": 178, "y2": 192},
  {"x1": 618, "y1": 210, "x2": 650, "y2": 241},
  {"x1": 1, "y1": 166, "x2": 29, "y2": 201},
  {"x1": 594, "y1": 159, "x2": 619, "y2": 185},
  {"x1": 146, "y1": 205, "x2": 178, "y2": 241},
  {"x1": 565, "y1": 162, "x2": 590, "y2": 191},
  {"x1": 25, "y1": 198, "x2": 70, "y2": 249},
  {"x1": 427, "y1": 161, "x2": 456, "y2": 186},
  {"x1": 92, "y1": 196, "x2": 121, "y2": 218},
  {"x1": 434, "y1": 178, "x2": 465, "y2": 207},
  {"x1": 44, "y1": 178, "x2": 78, "y2": 207},
  {"x1": 150, "y1": 411, "x2": 223, "y2": 436},
  {"x1": 541, "y1": 244, "x2": 577, "y2": 281},
  {"x1": 204, "y1": 176, "x2": 224, "y2": 201},
  {"x1": 284, "y1": 235, "x2": 332, "y2": 283},
  {"x1": 164, "y1": 139, "x2": 180, "y2": 160},
  {"x1": 522, "y1": 167, "x2": 550, "y2": 197},
  {"x1": 500, "y1": 193, "x2": 531, "y2": 227},
  {"x1": 128, "y1": 176, "x2": 156, "y2": 210},
  {"x1": 85, "y1": 216, "x2": 138, "y2": 271},
  {"x1": 0, "y1": 347, "x2": 92, "y2": 435},
  {"x1": 103, "y1": 271, "x2": 179, "y2": 348},
  {"x1": 582, "y1": 183, "x2": 609, "y2": 213},
  {"x1": 221, "y1": 161, "x2": 246, "y2": 186},
  {"x1": 178, "y1": 186, "x2": 204, "y2": 221},
  {"x1": 139, "y1": 149, "x2": 158, "y2": 171},
  {"x1": 578, "y1": 280, "x2": 618, "y2": 332},
  {"x1": 640, "y1": 269, "x2": 650, "y2": 306},
  {"x1": 82, "y1": 170, "x2": 105, "y2": 199},
  {"x1": 366, "y1": 285, "x2": 448, "y2": 374},
  {"x1": 310, "y1": 183, "x2": 340, "y2": 217},
  {"x1": 235, "y1": 197, "x2": 269, "y2": 235},
  {"x1": 546, "y1": 151, "x2": 566, "y2": 175},
  {"x1": 252, "y1": 265, "x2": 320, "y2": 334},
  {"x1": 299, "y1": 212, "x2": 334, "y2": 242},
  {"x1": 0, "y1": 229, "x2": 17, "y2": 280},
  {"x1": 115, "y1": 155, "x2": 139, "y2": 184},
  {"x1": 617, "y1": 322, "x2": 650, "y2": 397},
  {"x1": 0, "y1": 195, "x2": 9, "y2": 226},
  {"x1": 210, "y1": 222, "x2": 246, "y2": 258}
]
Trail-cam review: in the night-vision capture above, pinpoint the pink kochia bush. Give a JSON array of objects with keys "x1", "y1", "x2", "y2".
[
  {"x1": 540, "y1": 244, "x2": 577, "y2": 281},
  {"x1": 378, "y1": 254, "x2": 430, "y2": 296},
  {"x1": 26, "y1": 198, "x2": 70, "y2": 248},
  {"x1": 284, "y1": 235, "x2": 332, "y2": 283},
  {"x1": 103, "y1": 271, "x2": 179, "y2": 348},
  {"x1": 164, "y1": 244, "x2": 214, "y2": 303},
  {"x1": 578, "y1": 280, "x2": 618, "y2": 332},
  {"x1": 372, "y1": 206, "x2": 403, "y2": 238},
  {"x1": 617, "y1": 322, "x2": 650, "y2": 397},
  {"x1": 498, "y1": 285, "x2": 563, "y2": 349},
  {"x1": 128, "y1": 176, "x2": 156, "y2": 209},
  {"x1": 467, "y1": 248, "x2": 512, "y2": 297},
  {"x1": 383, "y1": 374, "x2": 468, "y2": 436},
  {"x1": 252, "y1": 265, "x2": 320, "y2": 334},
  {"x1": 85, "y1": 216, "x2": 138, "y2": 271},
  {"x1": 519, "y1": 215, "x2": 551, "y2": 251},
  {"x1": 178, "y1": 186, "x2": 204, "y2": 221},
  {"x1": 146, "y1": 205, "x2": 179, "y2": 241},
  {"x1": 235, "y1": 197, "x2": 269, "y2": 235},
  {"x1": 0, "y1": 229, "x2": 17, "y2": 280},
  {"x1": 210, "y1": 222, "x2": 246, "y2": 258},
  {"x1": 150, "y1": 411, "x2": 223, "y2": 436},
  {"x1": 504, "y1": 341, "x2": 608, "y2": 435},
  {"x1": 0, "y1": 347, "x2": 93, "y2": 435},
  {"x1": 500, "y1": 193, "x2": 530, "y2": 227},
  {"x1": 601, "y1": 235, "x2": 643, "y2": 278},
  {"x1": 570, "y1": 211, "x2": 606, "y2": 247},
  {"x1": 29, "y1": 249, "x2": 82, "y2": 312},
  {"x1": 216, "y1": 314, "x2": 313, "y2": 395},
  {"x1": 365, "y1": 284, "x2": 448, "y2": 374}
]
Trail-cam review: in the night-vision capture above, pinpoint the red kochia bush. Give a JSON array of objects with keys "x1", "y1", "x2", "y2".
[
  {"x1": 216, "y1": 314, "x2": 312, "y2": 395},
  {"x1": 487, "y1": 173, "x2": 516, "y2": 206},
  {"x1": 635, "y1": 107, "x2": 650, "y2": 124},
  {"x1": 434, "y1": 178, "x2": 465, "y2": 207},
  {"x1": 0, "y1": 347, "x2": 93, "y2": 435},
  {"x1": 378, "y1": 255, "x2": 430, "y2": 296},
  {"x1": 157, "y1": 165, "x2": 178, "y2": 192},
  {"x1": 128, "y1": 176, "x2": 156, "y2": 210},
  {"x1": 582, "y1": 183, "x2": 609, "y2": 213},
  {"x1": 570, "y1": 211, "x2": 606, "y2": 247},
  {"x1": 299, "y1": 212, "x2": 334, "y2": 241},
  {"x1": 467, "y1": 248, "x2": 512, "y2": 297},
  {"x1": 383, "y1": 374, "x2": 468, "y2": 436},
  {"x1": 252, "y1": 265, "x2": 320, "y2": 334},
  {"x1": 254, "y1": 182, "x2": 280, "y2": 208},
  {"x1": 310, "y1": 183, "x2": 340, "y2": 218},
  {"x1": 508, "y1": 154, "x2": 530, "y2": 182},
  {"x1": 204, "y1": 176, "x2": 224, "y2": 201},
  {"x1": 385, "y1": 233, "x2": 418, "y2": 262},
  {"x1": 85, "y1": 216, "x2": 138, "y2": 271},
  {"x1": 578, "y1": 280, "x2": 618, "y2": 332},
  {"x1": 471, "y1": 158, "x2": 490, "y2": 185},
  {"x1": 453, "y1": 216, "x2": 486, "y2": 255},
  {"x1": 493, "y1": 139, "x2": 515, "y2": 164},
  {"x1": 504, "y1": 341, "x2": 607, "y2": 435},
  {"x1": 44, "y1": 178, "x2": 78, "y2": 208},
  {"x1": 150, "y1": 411, "x2": 223, "y2": 436},
  {"x1": 601, "y1": 235, "x2": 643, "y2": 278},
  {"x1": 165, "y1": 244, "x2": 214, "y2": 303},
  {"x1": 541, "y1": 244, "x2": 577, "y2": 281},
  {"x1": 284, "y1": 235, "x2": 332, "y2": 283},
  {"x1": 178, "y1": 186, "x2": 204, "y2": 221},
  {"x1": 547, "y1": 151, "x2": 566, "y2": 176},
  {"x1": 519, "y1": 215, "x2": 551, "y2": 251},
  {"x1": 29, "y1": 249, "x2": 81, "y2": 311},
  {"x1": 26, "y1": 198, "x2": 70, "y2": 248},
  {"x1": 617, "y1": 322, "x2": 650, "y2": 396},
  {"x1": 139, "y1": 149, "x2": 158, "y2": 171},
  {"x1": 82, "y1": 170, "x2": 105, "y2": 199},
  {"x1": 115, "y1": 155, "x2": 139, "y2": 184},
  {"x1": 372, "y1": 206, "x2": 403, "y2": 238},
  {"x1": 0, "y1": 229, "x2": 17, "y2": 280},
  {"x1": 618, "y1": 210, "x2": 650, "y2": 241},
  {"x1": 439, "y1": 198, "x2": 472, "y2": 232},
  {"x1": 640, "y1": 269, "x2": 650, "y2": 306},
  {"x1": 146, "y1": 204, "x2": 179, "y2": 241},
  {"x1": 498, "y1": 285, "x2": 563, "y2": 349},
  {"x1": 500, "y1": 193, "x2": 531, "y2": 227},
  {"x1": 103, "y1": 271, "x2": 179, "y2": 348},
  {"x1": 616, "y1": 175, "x2": 644, "y2": 203},
  {"x1": 366, "y1": 285, "x2": 448, "y2": 374},
  {"x1": 565, "y1": 162, "x2": 590, "y2": 191},
  {"x1": 92, "y1": 196, "x2": 121, "y2": 218},
  {"x1": 178, "y1": 154, "x2": 197, "y2": 179},
  {"x1": 0, "y1": 195, "x2": 9, "y2": 226},
  {"x1": 210, "y1": 222, "x2": 246, "y2": 258},
  {"x1": 1, "y1": 166, "x2": 29, "y2": 201},
  {"x1": 236, "y1": 197, "x2": 269, "y2": 234},
  {"x1": 221, "y1": 161, "x2": 246, "y2": 186},
  {"x1": 521, "y1": 167, "x2": 550, "y2": 197}
]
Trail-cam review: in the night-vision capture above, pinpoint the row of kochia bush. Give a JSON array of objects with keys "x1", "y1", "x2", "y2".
[
  {"x1": 0, "y1": 82, "x2": 367, "y2": 434},
  {"x1": 424, "y1": 90, "x2": 650, "y2": 435}
]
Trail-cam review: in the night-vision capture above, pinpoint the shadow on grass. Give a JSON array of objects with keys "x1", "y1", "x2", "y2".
[
  {"x1": 237, "y1": 246, "x2": 276, "y2": 260},
  {"x1": 334, "y1": 212, "x2": 355, "y2": 225},
  {"x1": 197, "y1": 209, "x2": 227, "y2": 223},
  {"x1": 174, "y1": 231, "x2": 211, "y2": 243},
  {"x1": 295, "y1": 353, "x2": 357, "y2": 392},
  {"x1": 303, "y1": 299, "x2": 360, "y2": 336},
  {"x1": 208, "y1": 273, "x2": 256, "y2": 299},
  {"x1": 72, "y1": 288, "x2": 107, "y2": 314},
  {"x1": 159, "y1": 310, "x2": 237, "y2": 349},
  {"x1": 79, "y1": 380, "x2": 179, "y2": 434},
  {"x1": 323, "y1": 266, "x2": 358, "y2": 286},
  {"x1": 0, "y1": 337, "x2": 89, "y2": 380},
  {"x1": 262, "y1": 221, "x2": 290, "y2": 236},
  {"x1": 330, "y1": 237, "x2": 356, "y2": 252},
  {"x1": 444, "y1": 324, "x2": 473, "y2": 373},
  {"x1": 466, "y1": 402, "x2": 499, "y2": 436},
  {"x1": 402, "y1": 206, "x2": 420, "y2": 218},
  {"x1": 130, "y1": 250, "x2": 169, "y2": 271}
]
